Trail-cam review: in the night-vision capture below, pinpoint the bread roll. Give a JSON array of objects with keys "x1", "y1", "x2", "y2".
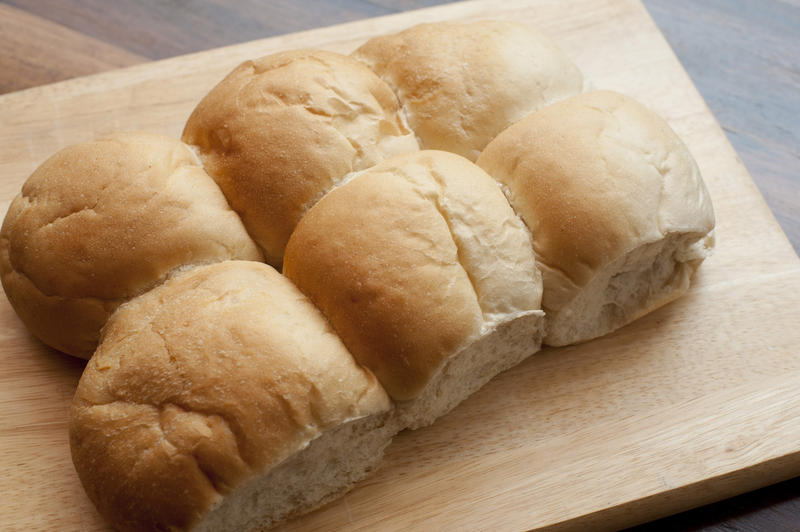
[
  {"x1": 182, "y1": 50, "x2": 419, "y2": 267},
  {"x1": 0, "y1": 20, "x2": 720, "y2": 532},
  {"x1": 0, "y1": 132, "x2": 262, "y2": 358},
  {"x1": 70, "y1": 261, "x2": 392, "y2": 532},
  {"x1": 477, "y1": 91, "x2": 715, "y2": 346},
  {"x1": 352, "y1": 20, "x2": 584, "y2": 161},
  {"x1": 284, "y1": 150, "x2": 544, "y2": 428}
]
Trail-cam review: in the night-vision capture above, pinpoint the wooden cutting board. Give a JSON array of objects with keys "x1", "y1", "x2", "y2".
[{"x1": 1, "y1": 0, "x2": 799, "y2": 530}]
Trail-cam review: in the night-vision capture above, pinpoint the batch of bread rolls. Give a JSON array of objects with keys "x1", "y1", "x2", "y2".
[{"x1": 0, "y1": 20, "x2": 715, "y2": 532}]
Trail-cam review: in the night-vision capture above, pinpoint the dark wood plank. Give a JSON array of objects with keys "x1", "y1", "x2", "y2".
[
  {"x1": 643, "y1": 0, "x2": 800, "y2": 254},
  {"x1": 628, "y1": 476, "x2": 800, "y2": 531},
  {"x1": 0, "y1": 3, "x2": 146, "y2": 93},
  {"x1": 2, "y1": 0, "x2": 453, "y2": 59}
]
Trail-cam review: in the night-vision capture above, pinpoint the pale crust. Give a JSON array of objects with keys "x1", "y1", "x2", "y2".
[
  {"x1": 0, "y1": 132, "x2": 262, "y2": 358},
  {"x1": 284, "y1": 150, "x2": 542, "y2": 401},
  {"x1": 477, "y1": 90, "x2": 715, "y2": 317},
  {"x1": 70, "y1": 261, "x2": 390, "y2": 532},
  {"x1": 353, "y1": 20, "x2": 583, "y2": 161},
  {"x1": 284, "y1": 163, "x2": 483, "y2": 400},
  {"x1": 182, "y1": 50, "x2": 419, "y2": 267},
  {"x1": 0, "y1": 24, "x2": 720, "y2": 532}
]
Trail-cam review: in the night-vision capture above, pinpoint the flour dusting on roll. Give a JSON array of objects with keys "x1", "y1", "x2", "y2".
[
  {"x1": 70, "y1": 261, "x2": 392, "y2": 532},
  {"x1": 284, "y1": 150, "x2": 544, "y2": 429},
  {"x1": 353, "y1": 20, "x2": 583, "y2": 161},
  {"x1": 0, "y1": 132, "x2": 262, "y2": 358},
  {"x1": 183, "y1": 50, "x2": 419, "y2": 267},
  {"x1": 477, "y1": 90, "x2": 715, "y2": 346}
]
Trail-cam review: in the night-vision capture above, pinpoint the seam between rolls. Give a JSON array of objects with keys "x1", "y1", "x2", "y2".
[
  {"x1": 492, "y1": 176, "x2": 581, "y2": 290},
  {"x1": 181, "y1": 143, "x2": 266, "y2": 261},
  {"x1": 351, "y1": 54, "x2": 422, "y2": 149},
  {"x1": 425, "y1": 168, "x2": 485, "y2": 321},
  {"x1": 6, "y1": 264, "x2": 125, "y2": 307},
  {"x1": 482, "y1": 171, "x2": 582, "y2": 317},
  {"x1": 4, "y1": 256, "x2": 244, "y2": 352},
  {"x1": 654, "y1": 153, "x2": 670, "y2": 236}
]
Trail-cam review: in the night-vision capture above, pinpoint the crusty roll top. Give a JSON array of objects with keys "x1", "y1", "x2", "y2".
[
  {"x1": 284, "y1": 150, "x2": 542, "y2": 401},
  {"x1": 477, "y1": 90, "x2": 715, "y2": 344},
  {"x1": 0, "y1": 20, "x2": 721, "y2": 532},
  {"x1": 182, "y1": 50, "x2": 420, "y2": 267},
  {"x1": 70, "y1": 261, "x2": 390, "y2": 532},
  {"x1": 0, "y1": 132, "x2": 262, "y2": 357},
  {"x1": 353, "y1": 20, "x2": 584, "y2": 161}
]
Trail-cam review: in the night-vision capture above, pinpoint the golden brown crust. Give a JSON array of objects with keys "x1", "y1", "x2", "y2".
[
  {"x1": 353, "y1": 20, "x2": 583, "y2": 161},
  {"x1": 0, "y1": 132, "x2": 262, "y2": 357},
  {"x1": 284, "y1": 150, "x2": 542, "y2": 401},
  {"x1": 70, "y1": 261, "x2": 390, "y2": 532},
  {"x1": 477, "y1": 90, "x2": 715, "y2": 314},
  {"x1": 0, "y1": 23, "x2": 718, "y2": 532},
  {"x1": 283, "y1": 157, "x2": 483, "y2": 400},
  {"x1": 182, "y1": 50, "x2": 419, "y2": 267}
]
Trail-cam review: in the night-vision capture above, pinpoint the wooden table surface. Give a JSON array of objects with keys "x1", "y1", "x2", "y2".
[{"x1": 1, "y1": 1, "x2": 798, "y2": 530}]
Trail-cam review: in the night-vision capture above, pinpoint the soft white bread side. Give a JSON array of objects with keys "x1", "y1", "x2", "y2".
[
  {"x1": 70, "y1": 261, "x2": 392, "y2": 532},
  {"x1": 352, "y1": 20, "x2": 583, "y2": 161},
  {"x1": 182, "y1": 50, "x2": 419, "y2": 267},
  {"x1": 284, "y1": 150, "x2": 544, "y2": 429},
  {"x1": 477, "y1": 91, "x2": 715, "y2": 346},
  {"x1": 0, "y1": 132, "x2": 262, "y2": 358}
]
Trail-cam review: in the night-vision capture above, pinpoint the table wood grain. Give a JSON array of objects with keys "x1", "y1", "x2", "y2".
[{"x1": 1, "y1": 1, "x2": 798, "y2": 530}]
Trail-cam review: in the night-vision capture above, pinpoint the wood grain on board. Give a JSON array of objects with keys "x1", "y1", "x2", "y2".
[{"x1": 0, "y1": 0, "x2": 798, "y2": 530}]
